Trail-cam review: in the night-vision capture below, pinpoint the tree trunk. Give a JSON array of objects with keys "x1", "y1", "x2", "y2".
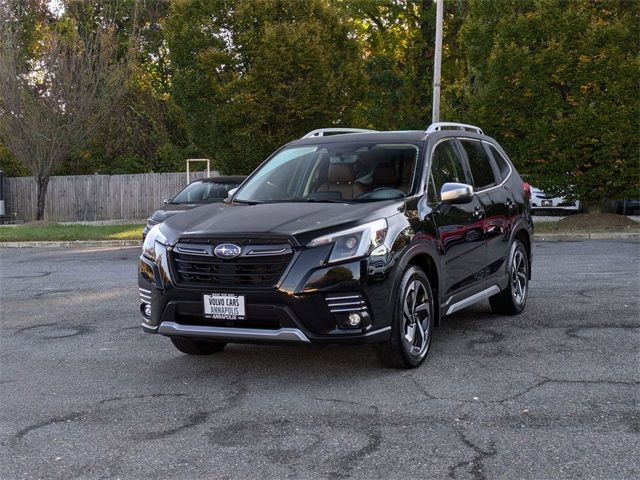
[{"x1": 36, "y1": 176, "x2": 49, "y2": 221}]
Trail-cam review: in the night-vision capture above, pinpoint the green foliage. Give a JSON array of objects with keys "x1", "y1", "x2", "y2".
[
  {"x1": 3, "y1": 0, "x2": 637, "y2": 207},
  {"x1": 1, "y1": 0, "x2": 52, "y2": 66},
  {"x1": 340, "y1": 0, "x2": 470, "y2": 129},
  {"x1": 166, "y1": 0, "x2": 364, "y2": 174},
  {"x1": 460, "y1": 0, "x2": 640, "y2": 204},
  {"x1": 55, "y1": 0, "x2": 192, "y2": 175},
  {"x1": 59, "y1": 79, "x2": 196, "y2": 175},
  {"x1": 342, "y1": 0, "x2": 437, "y2": 129},
  {"x1": 0, "y1": 142, "x2": 28, "y2": 176}
]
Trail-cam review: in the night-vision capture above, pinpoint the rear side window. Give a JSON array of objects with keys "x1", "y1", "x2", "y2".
[
  {"x1": 487, "y1": 144, "x2": 511, "y2": 181},
  {"x1": 428, "y1": 140, "x2": 467, "y2": 203},
  {"x1": 460, "y1": 140, "x2": 497, "y2": 190}
]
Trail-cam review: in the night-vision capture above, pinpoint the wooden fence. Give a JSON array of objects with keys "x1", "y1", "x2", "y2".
[{"x1": 4, "y1": 171, "x2": 220, "y2": 222}]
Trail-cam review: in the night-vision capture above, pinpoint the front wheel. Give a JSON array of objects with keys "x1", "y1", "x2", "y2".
[
  {"x1": 489, "y1": 239, "x2": 529, "y2": 315},
  {"x1": 376, "y1": 266, "x2": 435, "y2": 369},
  {"x1": 170, "y1": 337, "x2": 227, "y2": 355}
]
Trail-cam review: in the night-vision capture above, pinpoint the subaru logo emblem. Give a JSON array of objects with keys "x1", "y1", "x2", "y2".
[{"x1": 214, "y1": 243, "x2": 242, "y2": 259}]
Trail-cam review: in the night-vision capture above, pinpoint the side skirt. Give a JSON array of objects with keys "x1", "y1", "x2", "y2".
[{"x1": 444, "y1": 285, "x2": 501, "y2": 316}]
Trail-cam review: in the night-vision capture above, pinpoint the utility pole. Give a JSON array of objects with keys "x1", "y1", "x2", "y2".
[{"x1": 432, "y1": 0, "x2": 444, "y2": 123}]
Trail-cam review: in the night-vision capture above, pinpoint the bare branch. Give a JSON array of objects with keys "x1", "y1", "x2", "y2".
[{"x1": 0, "y1": 0, "x2": 133, "y2": 219}]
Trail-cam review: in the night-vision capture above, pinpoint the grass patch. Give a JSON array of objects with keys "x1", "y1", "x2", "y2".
[{"x1": 0, "y1": 223, "x2": 144, "y2": 242}]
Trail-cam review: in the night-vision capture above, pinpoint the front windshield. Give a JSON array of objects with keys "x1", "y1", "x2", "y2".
[
  {"x1": 235, "y1": 141, "x2": 420, "y2": 203},
  {"x1": 172, "y1": 181, "x2": 239, "y2": 203}
]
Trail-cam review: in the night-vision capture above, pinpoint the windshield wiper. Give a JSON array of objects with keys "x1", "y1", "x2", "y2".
[
  {"x1": 261, "y1": 198, "x2": 347, "y2": 204},
  {"x1": 303, "y1": 198, "x2": 346, "y2": 203},
  {"x1": 232, "y1": 199, "x2": 262, "y2": 205}
]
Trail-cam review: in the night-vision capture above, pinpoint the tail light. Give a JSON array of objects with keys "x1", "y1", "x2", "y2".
[{"x1": 523, "y1": 182, "x2": 531, "y2": 200}]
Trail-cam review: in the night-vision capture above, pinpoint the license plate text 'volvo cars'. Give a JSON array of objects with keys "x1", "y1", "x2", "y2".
[{"x1": 204, "y1": 293, "x2": 246, "y2": 320}]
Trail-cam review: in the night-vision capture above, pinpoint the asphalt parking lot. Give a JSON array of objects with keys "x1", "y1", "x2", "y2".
[{"x1": 0, "y1": 240, "x2": 638, "y2": 480}]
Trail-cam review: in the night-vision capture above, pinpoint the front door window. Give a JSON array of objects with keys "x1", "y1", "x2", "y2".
[{"x1": 428, "y1": 140, "x2": 467, "y2": 204}]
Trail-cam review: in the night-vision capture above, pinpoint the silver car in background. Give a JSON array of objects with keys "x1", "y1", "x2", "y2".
[{"x1": 529, "y1": 185, "x2": 580, "y2": 215}]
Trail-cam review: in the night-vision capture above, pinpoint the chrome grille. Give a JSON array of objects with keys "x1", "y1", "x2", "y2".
[
  {"x1": 139, "y1": 287, "x2": 151, "y2": 304},
  {"x1": 326, "y1": 293, "x2": 367, "y2": 313},
  {"x1": 170, "y1": 238, "x2": 293, "y2": 288}
]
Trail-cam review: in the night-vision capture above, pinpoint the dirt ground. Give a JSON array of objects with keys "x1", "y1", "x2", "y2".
[{"x1": 543, "y1": 213, "x2": 640, "y2": 232}]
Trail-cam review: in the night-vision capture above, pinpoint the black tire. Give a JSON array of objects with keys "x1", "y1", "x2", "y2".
[
  {"x1": 376, "y1": 266, "x2": 435, "y2": 369},
  {"x1": 489, "y1": 239, "x2": 529, "y2": 315},
  {"x1": 170, "y1": 337, "x2": 227, "y2": 355}
]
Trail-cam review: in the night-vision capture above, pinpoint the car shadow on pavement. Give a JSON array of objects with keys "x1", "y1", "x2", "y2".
[{"x1": 143, "y1": 303, "x2": 505, "y2": 384}]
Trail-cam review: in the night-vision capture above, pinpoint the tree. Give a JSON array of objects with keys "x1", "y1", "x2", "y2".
[
  {"x1": 340, "y1": 0, "x2": 437, "y2": 129},
  {"x1": 165, "y1": 0, "x2": 364, "y2": 174},
  {"x1": 59, "y1": 0, "x2": 195, "y2": 175},
  {"x1": 0, "y1": 0, "x2": 131, "y2": 219},
  {"x1": 460, "y1": 0, "x2": 640, "y2": 209},
  {"x1": 337, "y1": 0, "x2": 470, "y2": 130}
]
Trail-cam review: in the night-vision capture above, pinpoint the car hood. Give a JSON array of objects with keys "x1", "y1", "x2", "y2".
[
  {"x1": 151, "y1": 203, "x2": 205, "y2": 222},
  {"x1": 160, "y1": 201, "x2": 404, "y2": 245}
]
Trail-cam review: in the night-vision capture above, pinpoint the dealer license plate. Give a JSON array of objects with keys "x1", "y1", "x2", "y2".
[
  {"x1": 203, "y1": 293, "x2": 246, "y2": 320},
  {"x1": 541, "y1": 200, "x2": 552, "y2": 207}
]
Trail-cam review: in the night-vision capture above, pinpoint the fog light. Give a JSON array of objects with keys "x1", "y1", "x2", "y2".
[
  {"x1": 347, "y1": 313, "x2": 362, "y2": 327},
  {"x1": 140, "y1": 303, "x2": 152, "y2": 318}
]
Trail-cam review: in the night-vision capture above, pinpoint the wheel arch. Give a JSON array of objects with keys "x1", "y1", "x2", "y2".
[
  {"x1": 513, "y1": 227, "x2": 532, "y2": 279},
  {"x1": 405, "y1": 252, "x2": 441, "y2": 326}
]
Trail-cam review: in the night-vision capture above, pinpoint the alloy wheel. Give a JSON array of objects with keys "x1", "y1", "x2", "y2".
[
  {"x1": 402, "y1": 279, "x2": 431, "y2": 359},
  {"x1": 511, "y1": 249, "x2": 528, "y2": 305}
]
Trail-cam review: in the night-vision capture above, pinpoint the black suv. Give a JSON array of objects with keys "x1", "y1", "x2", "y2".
[{"x1": 138, "y1": 123, "x2": 533, "y2": 368}]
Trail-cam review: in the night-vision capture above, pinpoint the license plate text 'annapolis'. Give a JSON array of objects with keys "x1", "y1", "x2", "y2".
[{"x1": 203, "y1": 293, "x2": 246, "y2": 320}]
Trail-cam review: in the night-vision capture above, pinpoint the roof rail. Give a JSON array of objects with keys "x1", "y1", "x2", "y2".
[
  {"x1": 425, "y1": 122, "x2": 484, "y2": 135},
  {"x1": 301, "y1": 128, "x2": 377, "y2": 139}
]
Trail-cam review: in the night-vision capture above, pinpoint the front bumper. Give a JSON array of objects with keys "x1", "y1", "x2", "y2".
[{"x1": 138, "y1": 243, "x2": 397, "y2": 345}]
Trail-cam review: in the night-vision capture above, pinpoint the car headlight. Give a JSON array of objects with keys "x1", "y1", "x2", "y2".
[
  {"x1": 142, "y1": 224, "x2": 168, "y2": 261},
  {"x1": 146, "y1": 217, "x2": 160, "y2": 230},
  {"x1": 307, "y1": 219, "x2": 388, "y2": 263}
]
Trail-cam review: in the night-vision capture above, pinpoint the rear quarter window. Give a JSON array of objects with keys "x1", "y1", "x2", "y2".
[
  {"x1": 487, "y1": 144, "x2": 511, "y2": 182},
  {"x1": 459, "y1": 139, "x2": 497, "y2": 190}
]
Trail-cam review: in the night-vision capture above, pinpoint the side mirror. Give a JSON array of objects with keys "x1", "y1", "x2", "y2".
[
  {"x1": 162, "y1": 198, "x2": 171, "y2": 205},
  {"x1": 224, "y1": 187, "x2": 238, "y2": 204},
  {"x1": 440, "y1": 182, "x2": 474, "y2": 204}
]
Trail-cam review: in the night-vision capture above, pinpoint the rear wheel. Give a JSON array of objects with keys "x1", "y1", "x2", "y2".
[
  {"x1": 170, "y1": 337, "x2": 227, "y2": 355},
  {"x1": 489, "y1": 239, "x2": 529, "y2": 315},
  {"x1": 376, "y1": 266, "x2": 434, "y2": 369}
]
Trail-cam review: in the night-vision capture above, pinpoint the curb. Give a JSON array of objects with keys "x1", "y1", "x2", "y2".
[
  {"x1": 1, "y1": 232, "x2": 639, "y2": 248},
  {"x1": 533, "y1": 232, "x2": 640, "y2": 241}
]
